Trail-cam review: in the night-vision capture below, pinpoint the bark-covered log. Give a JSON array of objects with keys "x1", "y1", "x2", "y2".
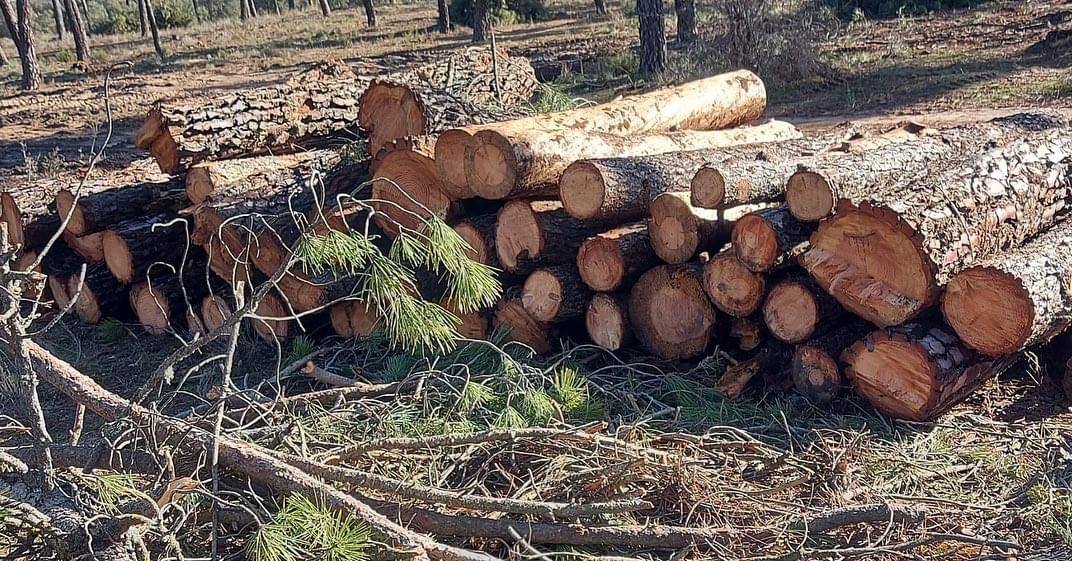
[
  {"x1": 442, "y1": 297, "x2": 487, "y2": 340},
  {"x1": 729, "y1": 316, "x2": 763, "y2": 352},
  {"x1": 803, "y1": 122, "x2": 1072, "y2": 327},
  {"x1": 716, "y1": 341, "x2": 792, "y2": 399},
  {"x1": 54, "y1": 177, "x2": 185, "y2": 236},
  {"x1": 521, "y1": 264, "x2": 590, "y2": 323},
  {"x1": 843, "y1": 322, "x2": 1018, "y2": 421},
  {"x1": 493, "y1": 297, "x2": 552, "y2": 354},
  {"x1": 648, "y1": 192, "x2": 764, "y2": 264},
  {"x1": 200, "y1": 294, "x2": 233, "y2": 333},
  {"x1": 467, "y1": 119, "x2": 798, "y2": 200},
  {"x1": 790, "y1": 319, "x2": 868, "y2": 405},
  {"x1": 786, "y1": 113, "x2": 1067, "y2": 222},
  {"x1": 453, "y1": 213, "x2": 498, "y2": 268},
  {"x1": 134, "y1": 60, "x2": 369, "y2": 174},
  {"x1": 370, "y1": 147, "x2": 459, "y2": 237},
  {"x1": 576, "y1": 223, "x2": 658, "y2": 292},
  {"x1": 102, "y1": 213, "x2": 191, "y2": 284},
  {"x1": 761, "y1": 275, "x2": 843, "y2": 344},
  {"x1": 731, "y1": 205, "x2": 813, "y2": 273},
  {"x1": 63, "y1": 231, "x2": 105, "y2": 262},
  {"x1": 68, "y1": 263, "x2": 129, "y2": 323},
  {"x1": 628, "y1": 263, "x2": 715, "y2": 360},
  {"x1": 585, "y1": 292, "x2": 631, "y2": 351},
  {"x1": 252, "y1": 291, "x2": 291, "y2": 342},
  {"x1": 494, "y1": 200, "x2": 620, "y2": 274},
  {"x1": 192, "y1": 207, "x2": 256, "y2": 285},
  {"x1": 941, "y1": 217, "x2": 1072, "y2": 357},
  {"x1": 2, "y1": 190, "x2": 60, "y2": 250},
  {"x1": 129, "y1": 257, "x2": 212, "y2": 335},
  {"x1": 185, "y1": 148, "x2": 351, "y2": 205},
  {"x1": 702, "y1": 249, "x2": 765, "y2": 318}
]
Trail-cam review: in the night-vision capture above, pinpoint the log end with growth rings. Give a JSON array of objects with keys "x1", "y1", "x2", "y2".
[
  {"x1": 0, "y1": 192, "x2": 25, "y2": 248},
  {"x1": 101, "y1": 231, "x2": 135, "y2": 284},
  {"x1": 253, "y1": 292, "x2": 290, "y2": 342},
  {"x1": 371, "y1": 149, "x2": 455, "y2": 237},
  {"x1": 629, "y1": 264, "x2": 716, "y2": 360},
  {"x1": 358, "y1": 80, "x2": 428, "y2": 155},
  {"x1": 702, "y1": 252, "x2": 765, "y2": 318},
  {"x1": 522, "y1": 269, "x2": 566, "y2": 323},
  {"x1": 586, "y1": 294, "x2": 629, "y2": 351},
  {"x1": 184, "y1": 165, "x2": 215, "y2": 204},
  {"x1": 54, "y1": 189, "x2": 87, "y2": 236},
  {"x1": 466, "y1": 129, "x2": 519, "y2": 199},
  {"x1": 732, "y1": 213, "x2": 781, "y2": 272},
  {"x1": 201, "y1": 294, "x2": 232, "y2": 333},
  {"x1": 130, "y1": 283, "x2": 171, "y2": 335},
  {"x1": 843, "y1": 330, "x2": 937, "y2": 421},
  {"x1": 785, "y1": 170, "x2": 834, "y2": 222},
  {"x1": 763, "y1": 281, "x2": 820, "y2": 344},
  {"x1": 67, "y1": 275, "x2": 104, "y2": 324},
  {"x1": 941, "y1": 267, "x2": 1034, "y2": 357},
  {"x1": 690, "y1": 166, "x2": 726, "y2": 209},
  {"x1": 453, "y1": 222, "x2": 492, "y2": 265},
  {"x1": 495, "y1": 200, "x2": 543, "y2": 272},
  {"x1": 494, "y1": 298, "x2": 551, "y2": 354},
  {"x1": 434, "y1": 129, "x2": 479, "y2": 199},
  {"x1": 649, "y1": 192, "x2": 701, "y2": 264},
  {"x1": 791, "y1": 346, "x2": 841, "y2": 404},
  {"x1": 559, "y1": 161, "x2": 607, "y2": 220},
  {"x1": 135, "y1": 109, "x2": 181, "y2": 174},
  {"x1": 576, "y1": 235, "x2": 625, "y2": 292}
]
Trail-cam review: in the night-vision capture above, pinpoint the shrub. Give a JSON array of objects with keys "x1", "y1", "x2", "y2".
[
  {"x1": 714, "y1": 0, "x2": 833, "y2": 83},
  {"x1": 448, "y1": 0, "x2": 548, "y2": 28},
  {"x1": 822, "y1": 0, "x2": 988, "y2": 19}
]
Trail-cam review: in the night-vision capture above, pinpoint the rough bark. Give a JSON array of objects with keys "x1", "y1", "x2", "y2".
[
  {"x1": 636, "y1": 0, "x2": 665, "y2": 77},
  {"x1": 134, "y1": 60, "x2": 368, "y2": 173},
  {"x1": 576, "y1": 222, "x2": 658, "y2": 292},
  {"x1": 471, "y1": 0, "x2": 489, "y2": 42},
  {"x1": 790, "y1": 318, "x2": 868, "y2": 405},
  {"x1": 436, "y1": 0, "x2": 450, "y2": 32},
  {"x1": 843, "y1": 322, "x2": 1018, "y2": 421},
  {"x1": 68, "y1": 263, "x2": 129, "y2": 323},
  {"x1": 690, "y1": 136, "x2": 833, "y2": 209},
  {"x1": 138, "y1": 0, "x2": 150, "y2": 32},
  {"x1": 102, "y1": 213, "x2": 191, "y2": 284},
  {"x1": 144, "y1": 0, "x2": 164, "y2": 60},
  {"x1": 729, "y1": 315, "x2": 763, "y2": 352},
  {"x1": 761, "y1": 274, "x2": 843, "y2": 344},
  {"x1": 62, "y1": 0, "x2": 89, "y2": 62},
  {"x1": 628, "y1": 262, "x2": 715, "y2": 360},
  {"x1": 803, "y1": 120, "x2": 1072, "y2": 327},
  {"x1": 494, "y1": 200, "x2": 620, "y2": 274},
  {"x1": 673, "y1": 0, "x2": 695, "y2": 43},
  {"x1": 593, "y1": 0, "x2": 607, "y2": 14},
  {"x1": 14, "y1": 0, "x2": 41, "y2": 89},
  {"x1": 731, "y1": 205, "x2": 813, "y2": 273},
  {"x1": 494, "y1": 297, "x2": 552, "y2": 354},
  {"x1": 522, "y1": 264, "x2": 591, "y2": 323},
  {"x1": 702, "y1": 248, "x2": 764, "y2": 318},
  {"x1": 941, "y1": 216, "x2": 1072, "y2": 357},
  {"x1": 586, "y1": 292, "x2": 630, "y2": 351},
  {"x1": 648, "y1": 192, "x2": 766, "y2": 264},
  {"x1": 54, "y1": 177, "x2": 185, "y2": 236},
  {"x1": 317, "y1": 0, "x2": 329, "y2": 16},
  {"x1": 50, "y1": 0, "x2": 65, "y2": 39},
  {"x1": 361, "y1": 0, "x2": 375, "y2": 25},
  {"x1": 185, "y1": 148, "x2": 348, "y2": 205}
]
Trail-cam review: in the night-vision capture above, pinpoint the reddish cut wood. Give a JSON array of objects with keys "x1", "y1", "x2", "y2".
[
  {"x1": 370, "y1": 148, "x2": 458, "y2": 237},
  {"x1": 628, "y1": 263, "x2": 716, "y2": 360},
  {"x1": 576, "y1": 223, "x2": 658, "y2": 292},
  {"x1": 762, "y1": 275, "x2": 842, "y2": 344},
  {"x1": 252, "y1": 291, "x2": 290, "y2": 342},
  {"x1": 495, "y1": 200, "x2": 619, "y2": 274},
  {"x1": 329, "y1": 300, "x2": 380, "y2": 338},
  {"x1": 1, "y1": 190, "x2": 60, "y2": 251},
  {"x1": 522, "y1": 265, "x2": 590, "y2": 323},
  {"x1": 586, "y1": 292, "x2": 631, "y2": 351},
  {"x1": 68, "y1": 264, "x2": 128, "y2": 324},
  {"x1": 648, "y1": 191, "x2": 741, "y2": 264},
  {"x1": 702, "y1": 249, "x2": 765, "y2": 318},
  {"x1": 789, "y1": 318, "x2": 867, "y2": 404},
  {"x1": 493, "y1": 298, "x2": 552, "y2": 354},
  {"x1": 731, "y1": 205, "x2": 812, "y2": 273},
  {"x1": 201, "y1": 294, "x2": 233, "y2": 333},
  {"x1": 452, "y1": 214, "x2": 498, "y2": 268}
]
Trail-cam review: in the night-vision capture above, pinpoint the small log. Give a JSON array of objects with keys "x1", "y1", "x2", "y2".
[
  {"x1": 442, "y1": 297, "x2": 488, "y2": 340},
  {"x1": 628, "y1": 263, "x2": 716, "y2": 360},
  {"x1": 576, "y1": 223, "x2": 658, "y2": 292},
  {"x1": 185, "y1": 148, "x2": 346, "y2": 205},
  {"x1": 201, "y1": 294, "x2": 233, "y2": 333},
  {"x1": 102, "y1": 213, "x2": 190, "y2": 284},
  {"x1": 731, "y1": 205, "x2": 812, "y2": 273},
  {"x1": 452, "y1": 214, "x2": 498, "y2": 268},
  {"x1": 370, "y1": 147, "x2": 459, "y2": 237},
  {"x1": 2, "y1": 191, "x2": 60, "y2": 251},
  {"x1": 648, "y1": 192, "x2": 765, "y2": 264},
  {"x1": 128, "y1": 256, "x2": 212, "y2": 335},
  {"x1": 585, "y1": 292, "x2": 631, "y2": 352},
  {"x1": 192, "y1": 207, "x2": 255, "y2": 285},
  {"x1": 522, "y1": 264, "x2": 591, "y2": 323},
  {"x1": 68, "y1": 263, "x2": 128, "y2": 324},
  {"x1": 762, "y1": 275, "x2": 843, "y2": 344},
  {"x1": 54, "y1": 177, "x2": 185, "y2": 236},
  {"x1": 729, "y1": 316, "x2": 763, "y2": 352},
  {"x1": 494, "y1": 200, "x2": 619, "y2": 274},
  {"x1": 329, "y1": 299, "x2": 381, "y2": 339},
  {"x1": 843, "y1": 322, "x2": 1018, "y2": 421},
  {"x1": 493, "y1": 298, "x2": 552, "y2": 354},
  {"x1": 717, "y1": 341, "x2": 792, "y2": 398},
  {"x1": 702, "y1": 249, "x2": 765, "y2": 318},
  {"x1": 690, "y1": 136, "x2": 833, "y2": 209},
  {"x1": 467, "y1": 120, "x2": 798, "y2": 200},
  {"x1": 791, "y1": 319, "x2": 868, "y2": 405},
  {"x1": 252, "y1": 291, "x2": 291, "y2": 342},
  {"x1": 63, "y1": 231, "x2": 105, "y2": 262}
]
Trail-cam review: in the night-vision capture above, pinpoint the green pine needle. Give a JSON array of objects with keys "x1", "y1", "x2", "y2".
[
  {"x1": 494, "y1": 405, "x2": 529, "y2": 429},
  {"x1": 519, "y1": 388, "x2": 559, "y2": 425},
  {"x1": 297, "y1": 230, "x2": 377, "y2": 276},
  {"x1": 248, "y1": 494, "x2": 370, "y2": 561}
]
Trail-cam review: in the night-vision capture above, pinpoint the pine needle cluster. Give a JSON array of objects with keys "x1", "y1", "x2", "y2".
[{"x1": 248, "y1": 494, "x2": 370, "y2": 561}]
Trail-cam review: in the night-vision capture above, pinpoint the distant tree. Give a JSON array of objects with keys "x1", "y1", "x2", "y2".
[
  {"x1": 240, "y1": 0, "x2": 250, "y2": 19},
  {"x1": 137, "y1": 0, "x2": 149, "y2": 36},
  {"x1": 673, "y1": 0, "x2": 695, "y2": 43},
  {"x1": 317, "y1": 0, "x2": 329, "y2": 16},
  {"x1": 436, "y1": 0, "x2": 449, "y2": 32},
  {"x1": 271, "y1": 0, "x2": 281, "y2": 15},
  {"x1": 594, "y1": 0, "x2": 607, "y2": 15},
  {"x1": 190, "y1": 0, "x2": 201, "y2": 23},
  {"x1": 636, "y1": 0, "x2": 665, "y2": 77},
  {"x1": 471, "y1": 0, "x2": 488, "y2": 42},
  {"x1": 62, "y1": 0, "x2": 89, "y2": 62},
  {"x1": 288, "y1": 0, "x2": 295, "y2": 9},
  {"x1": 50, "y1": 0, "x2": 65, "y2": 39},
  {"x1": 0, "y1": 43, "x2": 7, "y2": 66},
  {"x1": 144, "y1": 0, "x2": 164, "y2": 60},
  {"x1": 249, "y1": 0, "x2": 259, "y2": 18},
  {"x1": 361, "y1": 0, "x2": 375, "y2": 26}
]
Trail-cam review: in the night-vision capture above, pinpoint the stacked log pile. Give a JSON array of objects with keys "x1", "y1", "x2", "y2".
[{"x1": 5, "y1": 52, "x2": 1071, "y2": 423}]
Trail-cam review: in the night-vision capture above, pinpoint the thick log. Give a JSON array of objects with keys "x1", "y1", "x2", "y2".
[
  {"x1": 731, "y1": 205, "x2": 813, "y2": 273},
  {"x1": 442, "y1": 297, "x2": 488, "y2": 340},
  {"x1": 54, "y1": 177, "x2": 184, "y2": 236},
  {"x1": 2, "y1": 190, "x2": 60, "y2": 250},
  {"x1": 729, "y1": 316, "x2": 763, "y2": 352},
  {"x1": 648, "y1": 192, "x2": 765, "y2": 264},
  {"x1": 762, "y1": 275, "x2": 843, "y2": 344},
  {"x1": 941, "y1": 217, "x2": 1072, "y2": 357},
  {"x1": 467, "y1": 120, "x2": 798, "y2": 200},
  {"x1": 576, "y1": 223, "x2": 658, "y2": 292},
  {"x1": 843, "y1": 322, "x2": 1018, "y2": 421},
  {"x1": 785, "y1": 113, "x2": 1067, "y2": 222},
  {"x1": 134, "y1": 61, "x2": 369, "y2": 174},
  {"x1": 453, "y1": 214, "x2": 498, "y2": 268},
  {"x1": 585, "y1": 292, "x2": 631, "y2": 352},
  {"x1": 185, "y1": 148, "x2": 349, "y2": 205},
  {"x1": 628, "y1": 263, "x2": 716, "y2": 360},
  {"x1": 329, "y1": 300, "x2": 380, "y2": 338},
  {"x1": 702, "y1": 249, "x2": 765, "y2": 318},
  {"x1": 129, "y1": 254, "x2": 212, "y2": 335},
  {"x1": 522, "y1": 265, "x2": 590, "y2": 323},
  {"x1": 49, "y1": 274, "x2": 72, "y2": 311},
  {"x1": 200, "y1": 294, "x2": 233, "y2": 333},
  {"x1": 494, "y1": 200, "x2": 619, "y2": 274},
  {"x1": 252, "y1": 291, "x2": 291, "y2": 342},
  {"x1": 68, "y1": 263, "x2": 128, "y2": 324},
  {"x1": 803, "y1": 124, "x2": 1072, "y2": 327},
  {"x1": 790, "y1": 319, "x2": 868, "y2": 404},
  {"x1": 63, "y1": 231, "x2": 105, "y2": 262},
  {"x1": 493, "y1": 297, "x2": 552, "y2": 354},
  {"x1": 689, "y1": 137, "x2": 835, "y2": 209},
  {"x1": 102, "y1": 213, "x2": 191, "y2": 284},
  {"x1": 370, "y1": 147, "x2": 459, "y2": 237}
]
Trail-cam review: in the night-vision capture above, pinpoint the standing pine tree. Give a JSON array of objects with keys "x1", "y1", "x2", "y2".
[
  {"x1": 12, "y1": 0, "x2": 41, "y2": 89},
  {"x1": 471, "y1": 0, "x2": 489, "y2": 42},
  {"x1": 636, "y1": 0, "x2": 665, "y2": 77},
  {"x1": 240, "y1": 0, "x2": 251, "y2": 19},
  {"x1": 63, "y1": 0, "x2": 90, "y2": 63},
  {"x1": 137, "y1": 0, "x2": 149, "y2": 36},
  {"x1": 594, "y1": 0, "x2": 608, "y2": 15},
  {"x1": 144, "y1": 0, "x2": 164, "y2": 60},
  {"x1": 674, "y1": 0, "x2": 695, "y2": 43},
  {"x1": 362, "y1": 0, "x2": 376, "y2": 26},
  {"x1": 49, "y1": 0, "x2": 65, "y2": 39},
  {"x1": 436, "y1": 0, "x2": 450, "y2": 32},
  {"x1": 317, "y1": 0, "x2": 330, "y2": 16}
]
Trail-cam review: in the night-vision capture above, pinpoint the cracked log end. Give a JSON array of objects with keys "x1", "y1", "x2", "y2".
[
  {"x1": 559, "y1": 161, "x2": 606, "y2": 220},
  {"x1": 732, "y1": 213, "x2": 780, "y2": 272},
  {"x1": 763, "y1": 280, "x2": 820, "y2": 344},
  {"x1": 649, "y1": 192, "x2": 702, "y2": 265},
  {"x1": 629, "y1": 264, "x2": 715, "y2": 360},
  {"x1": 495, "y1": 200, "x2": 543, "y2": 273},
  {"x1": 785, "y1": 170, "x2": 834, "y2": 222},
  {"x1": 690, "y1": 166, "x2": 726, "y2": 209},
  {"x1": 358, "y1": 80, "x2": 428, "y2": 156},
  {"x1": 702, "y1": 252, "x2": 765, "y2": 318},
  {"x1": 522, "y1": 269, "x2": 565, "y2": 323},
  {"x1": 941, "y1": 267, "x2": 1033, "y2": 357},
  {"x1": 467, "y1": 129, "x2": 519, "y2": 200},
  {"x1": 434, "y1": 129, "x2": 479, "y2": 200},
  {"x1": 54, "y1": 189, "x2": 87, "y2": 236},
  {"x1": 370, "y1": 149, "x2": 455, "y2": 238},
  {"x1": 135, "y1": 109, "x2": 181, "y2": 174},
  {"x1": 586, "y1": 293, "x2": 629, "y2": 352},
  {"x1": 184, "y1": 165, "x2": 215, "y2": 205},
  {"x1": 577, "y1": 234, "x2": 625, "y2": 292}
]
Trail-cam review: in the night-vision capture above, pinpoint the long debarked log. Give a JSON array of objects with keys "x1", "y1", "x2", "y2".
[
  {"x1": 522, "y1": 264, "x2": 591, "y2": 323},
  {"x1": 629, "y1": 263, "x2": 716, "y2": 360},
  {"x1": 762, "y1": 275, "x2": 843, "y2": 344},
  {"x1": 702, "y1": 249, "x2": 765, "y2": 318},
  {"x1": 586, "y1": 292, "x2": 631, "y2": 352},
  {"x1": 576, "y1": 223, "x2": 658, "y2": 292},
  {"x1": 495, "y1": 200, "x2": 620, "y2": 274},
  {"x1": 843, "y1": 322, "x2": 1019, "y2": 421},
  {"x1": 941, "y1": 216, "x2": 1072, "y2": 356},
  {"x1": 54, "y1": 177, "x2": 185, "y2": 236},
  {"x1": 803, "y1": 125, "x2": 1072, "y2": 327},
  {"x1": 467, "y1": 120, "x2": 798, "y2": 200},
  {"x1": 134, "y1": 60, "x2": 369, "y2": 174},
  {"x1": 68, "y1": 263, "x2": 129, "y2": 323},
  {"x1": 785, "y1": 113, "x2": 1068, "y2": 222},
  {"x1": 494, "y1": 297, "x2": 553, "y2": 354},
  {"x1": 648, "y1": 192, "x2": 767, "y2": 264},
  {"x1": 731, "y1": 205, "x2": 813, "y2": 273},
  {"x1": 790, "y1": 318, "x2": 868, "y2": 404}
]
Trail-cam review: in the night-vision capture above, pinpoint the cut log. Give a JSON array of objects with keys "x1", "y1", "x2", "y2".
[
  {"x1": 134, "y1": 60, "x2": 369, "y2": 174},
  {"x1": 522, "y1": 264, "x2": 590, "y2": 323},
  {"x1": 275, "y1": 270, "x2": 362, "y2": 313},
  {"x1": 357, "y1": 48, "x2": 538, "y2": 155},
  {"x1": 648, "y1": 192, "x2": 764, "y2": 264},
  {"x1": 843, "y1": 322, "x2": 1018, "y2": 421},
  {"x1": 467, "y1": 120, "x2": 799, "y2": 200},
  {"x1": 941, "y1": 217, "x2": 1072, "y2": 357},
  {"x1": 731, "y1": 205, "x2": 812, "y2": 273},
  {"x1": 453, "y1": 214, "x2": 498, "y2": 268},
  {"x1": 585, "y1": 292, "x2": 631, "y2": 352},
  {"x1": 762, "y1": 275, "x2": 843, "y2": 344},
  {"x1": 191, "y1": 206, "x2": 255, "y2": 285},
  {"x1": 628, "y1": 263, "x2": 716, "y2": 360},
  {"x1": 129, "y1": 256, "x2": 212, "y2": 335},
  {"x1": 102, "y1": 213, "x2": 191, "y2": 284},
  {"x1": 791, "y1": 319, "x2": 869, "y2": 405},
  {"x1": 49, "y1": 274, "x2": 72, "y2": 312},
  {"x1": 54, "y1": 177, "x2": 184, "y2": 236},
  {"x1": 63, "y1": 231, "x2": 105, "y2": 262},
  {"x1": 702, "y1": 249, "x2": 765, "y2": 318},
  {"x1": 575, "y1": 223, "x2": 658, "y2": 292},
  {"x1": 2, "y1": 190, "x2": 60, "y2": 250},
  {"x1": 803, "y1": 124, "x2": 1072, "y2": 327},
  {"x1": 329, "y1": 300, "x2": 380, "y2": 338},
  {"x1": 185, "y1": 148, "x2": 348, "y2": 205},
  {"x1": 252, "y1": 291, "x2": 291, "y2": 342},
  {"x1": 729, "y1": 316, "x2": 763, "y2": 352},
  {"x1": 717, "y1": 341, "x2": 792, "y2": 398},
  {"x1": 493, "y1": 297, "x2": 552, "y2": 354},
  {"x1": 201, "y1": 294, "x2": 233, "y2": 333},
  {"x1": 494, "y1": 200, "x2": 619, "y2": 274},
  {"x1": 370, "y1": 147, "x2": 459, "y2": 237},
  {"x1": 689, "y1": 137, "x2": 834, "y2": 209},
  {"x1": 67, "y1": 263, "x2": 128, "y2": 324},
  {"x1": 785, "y1": 113, "x2": 1067, "y2": 222},
  {"x1": 442, "y1": 297, "x2": 487, "y2": 340}
]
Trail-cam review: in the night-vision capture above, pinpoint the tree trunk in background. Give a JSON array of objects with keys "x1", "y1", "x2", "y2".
[
  {"x1": 249, "y1": 0, "x2": 259, "y2": 17},
  {"x1": 190, "y1": 0, "x2": 200, "y2": 23},
  {"x1": 0, "y1": 0, "x2": 18, "y2": 65},
  {"x1": 636, "y1": 0, "x2": 665, "y2": 77},
  {"x1": 673, "y1": 0, "x2": 695, "y2": 43},
  {"x1": 0, "y1": 43, "x2": 7, "y2": 66},
  {"x1": 15, "y1": 0, "x2": 41, "y2": 89},
  {"x1": 50, "y1": 0, "x2": 65, "y2": 39},
  {"x1": 317, "y1": 0, "x2": 330, "y2": 16},
  {"x1": 471, "y1": 0, "x2": 489, "y2": 42},
  {"x1": 436, "y1": 0, "x2": 449, "y2": 32},
  {"x1": 271, "y1": 0, "x2": 280, "y2": 15},
  {"x1": 63, "y1": 0, "x2": 89, "y2": 62},
  {"x1": 594, "y1": 0, "x2": 607, "y2": 15},
  {"x1": 144, "y1": 0, "x2": 164, "y2": 60},
  {"x1": 137, "y1": 0, "x2": 149, "y2": 36},
  {"x1": 240, "y1": 0, "x2": 250, "y2": 19},
  {"x1": 287, "y1": 0, "x2": 295, "y2": 9},
  {"x1": 362, "y1": 0, "x2": 375, "y2": 26}
]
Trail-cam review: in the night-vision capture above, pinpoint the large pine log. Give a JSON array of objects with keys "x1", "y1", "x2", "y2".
[
  {"x1": 2, "y1": 190, "x2": 60, "y2": 250},
  {"x1": 575, "y1": 223, "x2": 658, "y2": 292},
  {"x1": 357, "y1": 47, "x2": 538, "y2": 155},
  {"x1": 762, "y1": 275, "x2": 843, "y2": 344},
  {"x1": 790, "y1": 318, "x2": 868, "y2": 404},
  {"x1": 441, "y1": 297, "x2": 488, "y2": 341},
  {"x1": 803, "y1": 124, "x2": 1072, "y2": 327},
  {"x1": 185, "y1": 148, "x2": 350, "y2": 205},
  {"x1": 521, "y1": 264, "x2": 590, "y2": 323},
  {"x1": 941, "y1": 217, "x2": 1072, "y2": 357},
  {"x1": 54, "y1": 177, "x2": 185, "y2": 236},
  {"x1": 252, "y1": 291, "x2": 291, "y2": 342},
  {"x1": 370, "y1": 146, "x2": 459, "y2": 237},
  {"x1": 629, "y1": 263, "x2": 716, "y2": 360},
  {"x1": 493, "y1": 297, "x2": 552, "y2": 354},
  {"x1": 843, "y1": 322, "x2": 1018, "y2": 421},
  {"x1": 585, "y1": 292, "x2": 631, "y2": 352},
  {"x1": 648, "y1": 192, "x2": 764, "y2": 264},
  {"x1": 467, "y1": 120, "x2": 798, "y2": 200},
  {"x1": 702, "y1": 249, "x2": 765, "y2": 318},
  {"x1": 67, "y1": 263, "x2": 128, "y2": 323},
  {"x1": 200, "y1": 294, "x2": 233, "y2": 333},
  {"x1": 494, "y1": 200, "x2": 619, "y2": 274},
  {"x1": 732, "y1": 205, "x2": 813, "y2": 273},
  {"x1": 102, "y1": 213, "x2": 191, "y2": 284},
  {"x1": 134, "y1": 61, "x2": 369, "y2": 174},
  {"x1": 785, "y1": 113, "x2": 1067, "y2": 222},
  {"x1": 329, "y1": 300, "x2": 380, "y2": 339},
  {"x1": 689, "y1": 137, "x2": 833, "y2": 209}
]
